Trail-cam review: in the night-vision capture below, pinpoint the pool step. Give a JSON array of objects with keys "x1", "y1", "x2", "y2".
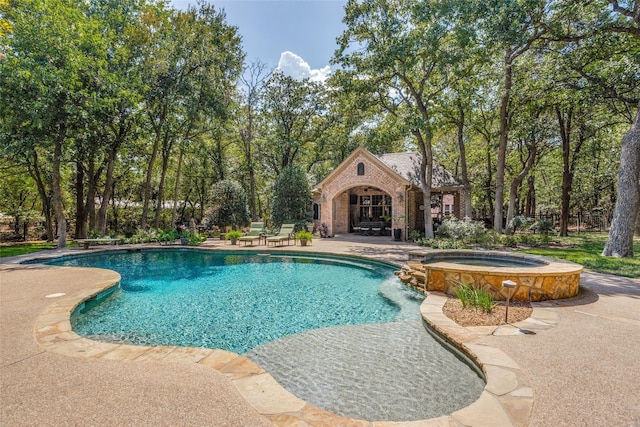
[{"x1": 395, "y1": 263, "x2": 427, "y2": 294}]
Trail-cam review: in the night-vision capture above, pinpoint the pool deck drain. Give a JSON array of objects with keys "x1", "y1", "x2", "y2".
[{"x1": 2, "y1": 235, "x2": 639, "y2": 426}]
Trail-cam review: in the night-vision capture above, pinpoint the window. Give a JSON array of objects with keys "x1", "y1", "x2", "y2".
[
  {"x1": 313, "y1": 203, "x2": 320, "y2": 220},
  {"x1": 444, "y1": 204, "x2": 451, "y2": 214},
  {"x1": 357, "y1": 162, "x2": 365, "y2": 175}
]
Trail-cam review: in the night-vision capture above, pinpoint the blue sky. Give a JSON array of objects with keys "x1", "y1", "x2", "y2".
[{"x1": 170, "y1": 0, "x2": 348, "y2": 81}]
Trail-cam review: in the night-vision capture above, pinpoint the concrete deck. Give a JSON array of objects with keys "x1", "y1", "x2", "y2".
[{"x1": 1, "y1": 235, "x2": 639, "y2": 426}]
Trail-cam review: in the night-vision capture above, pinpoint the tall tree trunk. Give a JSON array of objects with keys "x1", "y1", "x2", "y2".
[
  {"x1": 413, "y1": 130, "x2": 434, "y2": 239},
  {"x1": 27, "y1": 150, "x2": 54, "y2": 241},
  {"x1": 494, "y1": 54, "x2": 513, "y2": 233},
  {"x1": 74, "y1": 160, "x2": 86, "y2": 239},
  {"x1": 506, "y1": 143, "x2": 537, "y2": 234},
  {"x1": 52, "y1": 122, "x2": 67, "y2": 249},
  {"x1": 154, "y1": 132, "x2": 173, "y2": 229},
  {"x1": 171, "y1": 144, "x2": 184, "y2": 226},
  {"x1": 456, "y1": 102, "x2": 472, "y2": 218},
  {"x1": 86, "y1": 157, "x2": 99, "y2": 233},
  {"x1": 525, "y1": 174, "x2": 535, "y2": 218},
  {"x1": 485, "y1": 140, "x2": 494, "y2": 223},
  {"x1": 141, "y1": 125, "x2": 162, "y2": 229},
  {"x1": 602, "y1": 104, "x2": 640, "y2": 257},
  {"x1": 97, "y1": 120, "x2": 127, "y2": 235},
  {"x1": 557, "y1": 108, "x2": 587, "y2": 237},
  {"x1": 97, "y1": 148, "x2": 117, "y2": 235}
]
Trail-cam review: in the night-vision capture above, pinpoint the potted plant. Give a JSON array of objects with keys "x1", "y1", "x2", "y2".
[
  {"x1": 392, "y1": 213, "x2": 405, "y2": 241},
  {"x1": 225, "y1": 229, "x2": 244, "y2": 245},
  {"x1": 176, "y1": 224, "x2": 190, "y2": 244},
  {"x1": 295, "y1": 230, "x2": 313, "y2": 246}
]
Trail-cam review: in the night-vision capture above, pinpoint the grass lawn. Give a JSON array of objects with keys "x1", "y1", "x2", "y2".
[
  {"x1": 518, "y1": 233, "x2": 640, "y2": 278},
  {"x1": 0, "y1": 241, "x2": 58, "y2": 258}
]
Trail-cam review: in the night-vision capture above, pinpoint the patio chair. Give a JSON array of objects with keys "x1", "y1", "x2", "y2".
[
  {"x1": 266, "y1": 223, "x2": 295, "y2": 247},
  {"x1": 239, "y1": 221, "x2": 265, "y2": 246},
  {"x1": 359, "y1": 222, "x2": 371, "y2": 235},
  {"x1": 371, "y1": 222, "x2": 383, "y2": 235}
]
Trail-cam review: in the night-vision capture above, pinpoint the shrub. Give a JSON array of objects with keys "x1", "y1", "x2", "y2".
[
  {"x1": 454, "y1": 282, "x2": 497, "y2": 314},
  {"x1": 271, "y1": 166, "x2": 312, "y2": 228},
  {"x1": 474, "y1": 288, "x2": 498, "y2": 313},
  {"x1": 205, "y1": 179, "x2": 250, "y2": 230},
  {"x1": 437, "y1": 217, "x2": 487, "y2": 244},
  {"x1": 509, "y1": 215, "x2": 534, "y2": 234},
  {"x1": 409, "y1": 229, "x2": 424, "y2": 242},
  {"x1": 455, "y1": 282, "x2": 475, "y2": 308},
  {"x1": 187, "y1": 233, "x2": 207, "y2": 246}
]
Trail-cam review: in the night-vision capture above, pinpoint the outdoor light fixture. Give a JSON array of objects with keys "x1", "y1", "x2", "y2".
[{"x1": 502, "y1": 280, "x2": 516, "y2": 323}]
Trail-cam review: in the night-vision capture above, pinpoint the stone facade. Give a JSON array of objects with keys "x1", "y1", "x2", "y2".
[{"x1": 397, "y1": 254, "x2": 583, "y2": 302}]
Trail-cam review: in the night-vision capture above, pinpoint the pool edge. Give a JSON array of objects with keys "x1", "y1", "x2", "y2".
[{"x1": 29, "y1": 248, "x2": 540, "y2": 426}]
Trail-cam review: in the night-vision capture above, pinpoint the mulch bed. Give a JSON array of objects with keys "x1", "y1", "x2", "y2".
[{"x1": 443, "y1": 298, "x2": 533, "y2": 327}]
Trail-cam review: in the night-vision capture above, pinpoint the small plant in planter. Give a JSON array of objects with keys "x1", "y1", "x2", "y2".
[
  {"x1": 187, "y1": 233, "x2": 207, "y2": 246},
  {"x1": 295, "y1": 230, "x2": 313, "y2": 246},
  {"x1": 225, "y1": 229, "x2": 244, "y2": 245}
]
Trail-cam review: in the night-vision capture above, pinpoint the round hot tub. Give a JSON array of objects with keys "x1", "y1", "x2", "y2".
[{"x1": 406, "y1": 250, "x2": 583, "y2": 301}]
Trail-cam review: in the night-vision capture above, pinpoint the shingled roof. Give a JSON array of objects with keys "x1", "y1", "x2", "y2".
[{"x1": 376, "y1": 152, "x2": 463, "y2": 190}]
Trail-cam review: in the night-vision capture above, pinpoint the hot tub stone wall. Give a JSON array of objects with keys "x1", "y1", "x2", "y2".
[{"x1": 397, "y1": 257, "x2": 582, "y2": 302}]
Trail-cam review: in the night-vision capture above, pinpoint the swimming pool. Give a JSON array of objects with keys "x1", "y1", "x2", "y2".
[
  {"x1": 50, "y1": 250, "x2": 422, "y2": 353},
  {"x1": 45, "y1": 249, "x2": 485, "y2": 421}
]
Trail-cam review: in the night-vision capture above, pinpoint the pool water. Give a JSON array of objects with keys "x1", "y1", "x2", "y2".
[
  {"x1": 51, "y1": 250, "x2": 424, "y2": 354},
  {"x1": 46, "y1": 249, "x2": 486, "y2": 421}
]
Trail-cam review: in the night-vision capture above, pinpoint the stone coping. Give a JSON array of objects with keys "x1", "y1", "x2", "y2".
[
  {"x1": 30, "y1": 249, "x2": 560, "y2": 426},
  {"x1": 408, "y1": 249, "x2": 583, "y2": 275}
]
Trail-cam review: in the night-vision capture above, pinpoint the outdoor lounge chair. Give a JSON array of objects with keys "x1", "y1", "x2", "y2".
[
  {"x1": 238, "y1": 221, "x2": 265, "y2": 246},
  {"x1": 266, "y1": 223, "x2": 295, "y2": 246}
]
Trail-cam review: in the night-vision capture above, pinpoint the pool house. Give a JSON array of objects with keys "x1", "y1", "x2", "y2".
[{"x1": 312, "y1": 147, "x2": 466, "y2": 240}]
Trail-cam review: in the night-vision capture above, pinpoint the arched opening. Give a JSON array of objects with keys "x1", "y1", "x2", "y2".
[{"x1": 348, "y1": 186, "x2": 392, "y2": 235}]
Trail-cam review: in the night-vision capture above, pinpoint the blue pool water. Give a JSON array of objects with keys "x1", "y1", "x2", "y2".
[{"x1": 48, "y1": 250, "x2": 424, "y2": 354}]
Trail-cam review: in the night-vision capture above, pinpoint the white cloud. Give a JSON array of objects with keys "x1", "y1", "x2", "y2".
[{"x1": 276, "y1": 51, "x2": 331, "y2": 83}]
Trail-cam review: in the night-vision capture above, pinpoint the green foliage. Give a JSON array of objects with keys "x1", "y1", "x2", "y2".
[
  {"x1": 454, "y1": 282, "x2": 475, "y2": 308},
  {"x1": 187, "y1": 233, "x2": 207, "y2": 245},
  {"x1": 437, "y1": 217, "x2": 487, "y2": 243},
  {"x1": 416, "y1": 238, "x2": 468, "y2": 249},
  {"x1": 454, "y1": 282, "x2": 497, "y2": 314},
  {"x1": 409, "y1": 229, "x2": 424, "y2": 242},
  {"x1": 205, "y1": 179, "x2": 250, "y2": 229},
  {"x1": 509, "y1": 215, "x2": 534, "y2": 233},
  {"x1": 225, "y1": 229, "x2": 243, "y2": 240},
  {"x1": 271, "y1": 166, "x2": 312, "y2": 228},
  {"x1": 295, "y1": 230, "x2": 313, "y2": 241}
]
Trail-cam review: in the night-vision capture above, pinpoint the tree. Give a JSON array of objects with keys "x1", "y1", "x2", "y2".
[
  {"x1": 258, "y1": 71, "x2": 326, "y2": 175},
  {"x1": 0, "y1": 0, "x2": 106, "y2": 248},
  {"x1": 546, "y1": 0, "x2": 640, "y2": 256},
  {"x1": 237, "y1": 60, "x2": 269, "y2": 220},
  {"x1": 334, "y1": 0, "x2": 479, "y2": 238},
  {"x1": 479, "y1": 0, "x2": 548, "y2": 233},
  {"x1": 205, "y1": 179, "x2": 250, "y2": 230},
  {"x1": 137, "y1": 3, "x2": 243, "y2": 229},
  {"x1": 271, "y1": 166, "x2": 312, "y2": 227}
]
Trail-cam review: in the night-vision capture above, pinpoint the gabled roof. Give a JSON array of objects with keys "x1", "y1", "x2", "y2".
[
  {"x1": 376, "y1": 152, "x2": 464, "y2": 190},
  {"x1": 314, "y1": 147, "x2": 464, "y2": 192},
  {"x1": 314, "y1": 146, "x2": 413, "y2": 189}
]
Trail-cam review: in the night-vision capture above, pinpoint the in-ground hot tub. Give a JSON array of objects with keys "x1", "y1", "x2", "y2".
[{"x1": 406, "y1": 250, "x2": 583, "y2": 301}]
